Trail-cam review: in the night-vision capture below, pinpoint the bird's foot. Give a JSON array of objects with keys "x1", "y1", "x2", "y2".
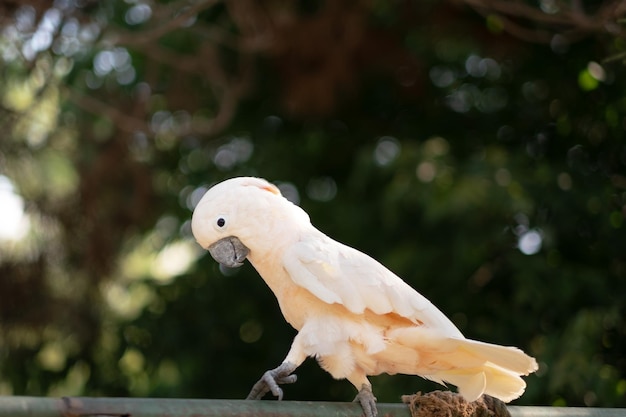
[
  {"x1": 246, "y1": 362, "x2": 298, "y2": 401},
  {"x1": 354, "y1": 384, "x2": 378, "y2": 417}
]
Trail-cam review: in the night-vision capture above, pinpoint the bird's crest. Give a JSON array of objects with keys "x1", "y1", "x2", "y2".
[{"x1": 242, "y1": 177, "x2": 281, "y2": 196}]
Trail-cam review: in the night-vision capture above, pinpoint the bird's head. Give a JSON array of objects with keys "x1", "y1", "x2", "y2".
[{"x1": 191, "y1": 177, "x2": 309, "y2": 268}]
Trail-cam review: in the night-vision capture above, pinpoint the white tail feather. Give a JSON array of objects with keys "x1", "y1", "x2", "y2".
[
  {"x1": 460, "y1": 339, "x2": 538, "y2": 375},
  {"x1": 388, "y1": 326, "x2": 537, "y2": 402},
  {"x1": 427, "y1": 364, "x2": 527, "y2": 402}
]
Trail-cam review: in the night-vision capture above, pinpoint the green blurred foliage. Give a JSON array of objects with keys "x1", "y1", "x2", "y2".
[{"x1": 0, "y1": 0, "x2": 625, "y2": 409}]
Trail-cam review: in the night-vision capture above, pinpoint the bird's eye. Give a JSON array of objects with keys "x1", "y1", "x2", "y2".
[{"x1": 213, "y1": 215, "x2": 228, "y2": 231}]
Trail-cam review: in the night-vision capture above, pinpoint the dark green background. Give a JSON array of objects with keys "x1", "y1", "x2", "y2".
[{"x1": 0, "y1": 0, "x2": 624, "y2": 408}]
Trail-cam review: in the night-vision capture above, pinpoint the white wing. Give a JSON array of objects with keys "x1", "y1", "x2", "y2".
[{"x1": 282, "y1": 232, "x2": 463, "y2": 338}]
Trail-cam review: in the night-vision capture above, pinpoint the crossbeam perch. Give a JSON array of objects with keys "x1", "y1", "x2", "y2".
[{"x1": 0, "y1": 396, "x2": 618, "y2": 417}]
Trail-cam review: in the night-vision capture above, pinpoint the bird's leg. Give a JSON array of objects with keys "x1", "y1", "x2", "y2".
[
  {"x1": 354, "y1": 384, "x2": 378, "y2": 417},
  {"x1": 246, "y1": 361, "x2": 298, "y2": 401},
  {"x1": 247, "y1": 334, "x2": 306, "y2": 401}
]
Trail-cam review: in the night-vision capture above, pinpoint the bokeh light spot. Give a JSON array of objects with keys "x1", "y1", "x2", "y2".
[
  {"x1": 0, "y1": 175, "x2": 30, "y2": 241},
  {"x1": 374, "y1": 136, "x2": 400, "y2": 166},
  {"x1": 518, "y1": 230, "x2": 543, "y2": 255},
  {"x1": 240, "y1": 320, "x2": 264, "y2": 344},
  {"x1": 125, "y1": 4, "x2": 152, "y2": 25}
]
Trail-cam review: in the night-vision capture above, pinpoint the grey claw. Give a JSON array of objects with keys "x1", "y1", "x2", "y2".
[
  {"x1": 246, "y1": 362, "x2": 297, "y2": 401},
  {"x1": 276, "y1": 374, "x2": 297, "y2": 385},
  {"x1": 354, "y1": 384, "x2": 378, "y2": 417}
]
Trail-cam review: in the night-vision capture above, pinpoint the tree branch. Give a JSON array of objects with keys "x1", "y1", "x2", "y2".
[
  {"x1": 453, "y1": 0, "x2": 626, "y2": 44},
  {"x1": 105, "y1": 0, "x2": 222, "y2": 47}
]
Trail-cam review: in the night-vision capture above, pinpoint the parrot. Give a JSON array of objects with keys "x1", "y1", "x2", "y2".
[{"x1": 191, "y1": 176, "x2": 538, "y2": 417}]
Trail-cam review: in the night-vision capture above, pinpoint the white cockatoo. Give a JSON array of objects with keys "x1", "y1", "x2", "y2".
[{"x1": 191, "y1": 177, "x2": 537, "y2": 417}]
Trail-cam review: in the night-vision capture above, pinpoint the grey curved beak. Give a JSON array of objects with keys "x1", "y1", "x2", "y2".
[{"x1": 208, "y1": 236, "x2": 250, "y2": 268}]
